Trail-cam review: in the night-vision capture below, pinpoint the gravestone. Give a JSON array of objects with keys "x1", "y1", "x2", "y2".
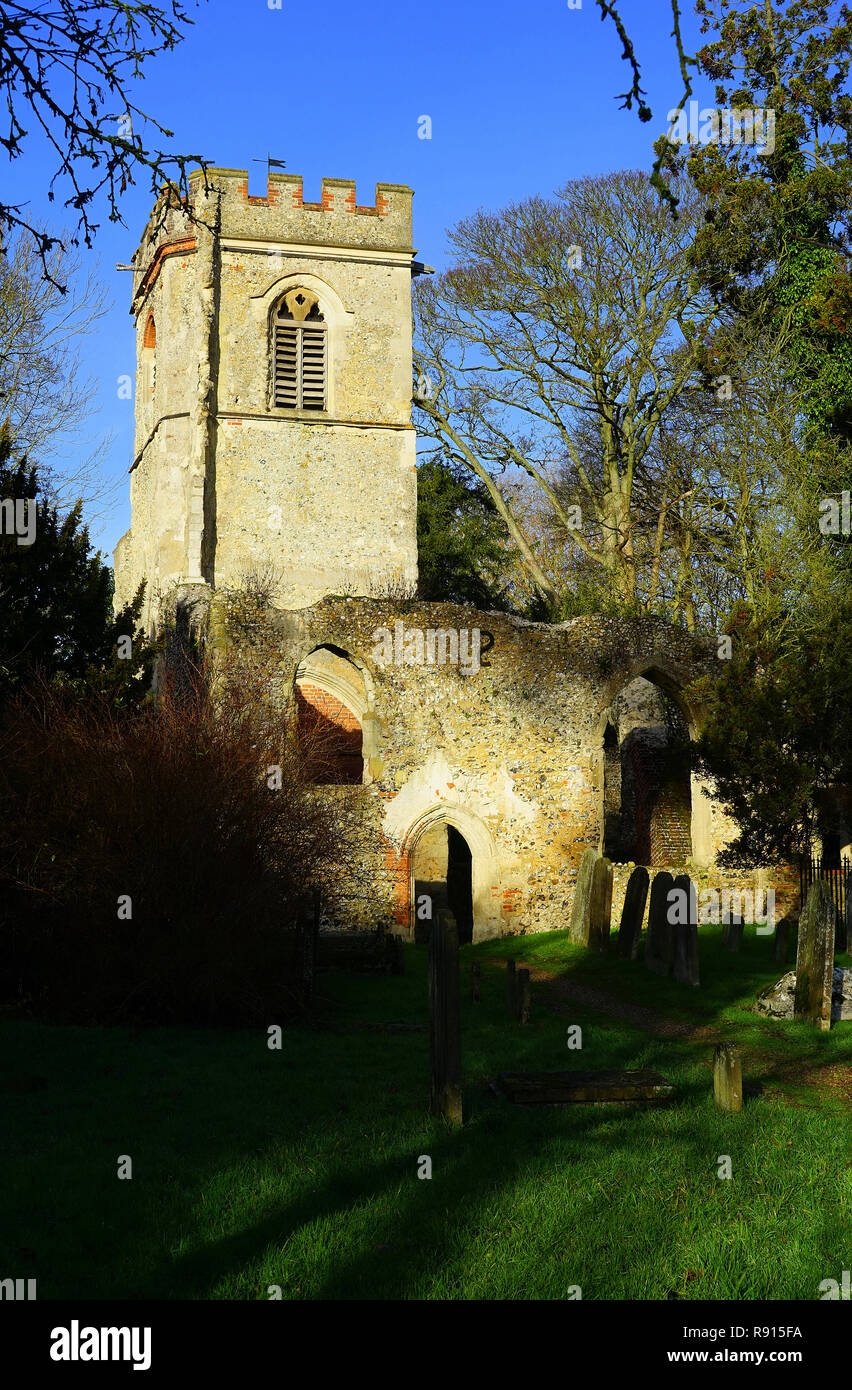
[
  {"x1": 724, "y1": 920, "x2": 744, "y2": 953},
  {"x1": 618, "y1": 866, "x2": 649, "y2": 959},
  {"x1": 672, "y1": 873, "x2": 700, "y2": 987},
  {"x1": 756, "y1": 967, "x2": 852, "y2": 1021},
  {"x1": 588, "y1": 856, "x2": 614, "y2": 953},
  {"x1": 794, "y1": 880, "x2": 835, "y2": 1031},
  {"x1": 645, "y1": 871, "x2": 675, "y2": 976},
  {"x1": 774, "y1": 917, "x2": 792, "y2": 964},
  {"x1": 568, "y1": 848, "x2": 599, "y2": 946},
  {"x1": 429, "y1": 909, "x2": 462, "y2": 1123},
  {"x1": 713, "y1": 1043, "x2": 742, "y2": 1113},
  {"x1": 471, "y1": 961, "x2": 481, "y2": 1003}
]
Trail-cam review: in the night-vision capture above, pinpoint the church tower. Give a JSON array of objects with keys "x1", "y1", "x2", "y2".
[{"x1": 113, "y1": 169, "x2": 419, "y2": 627}]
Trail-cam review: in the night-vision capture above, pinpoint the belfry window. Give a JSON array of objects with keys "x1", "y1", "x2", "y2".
[{"x1": 273, "y1": 289, "x2": 326, "y2": 410}]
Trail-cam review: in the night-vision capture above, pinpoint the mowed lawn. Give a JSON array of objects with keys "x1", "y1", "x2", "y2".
[{"x1": 1, "y1": 926, "x2": 850, "y2": 1300}]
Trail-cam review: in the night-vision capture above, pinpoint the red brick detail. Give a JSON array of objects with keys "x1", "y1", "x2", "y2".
[
  {"x1": 296, "y1": 682, "x2": 362, "y2": 784},
  {"x1": 135, "y1": 237, "x2": 197, "y2": 306},
  {"x1": 502, "y1": 887, "x2": 523, "y2": 914},
  {"x1": 381, "y1": 838, "x2": 410, "y2": 926},
  {"x1": 143, "y1": 314, "x2": 156, "y2": 349},
  {"x1": 650, "y1": 784, "x2": 692, "y2": 866},
  {"x1": 239, "y1": 178, "x2": 281, "y2": 207}
]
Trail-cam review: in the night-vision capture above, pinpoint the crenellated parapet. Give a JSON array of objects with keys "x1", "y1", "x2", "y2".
[{"x1": 187, "y1": 168, "x2": 414, "y2": 253}]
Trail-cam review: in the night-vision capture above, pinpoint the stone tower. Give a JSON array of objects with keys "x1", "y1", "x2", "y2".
[{"x1": 113, "y1": 169, "x2": 419, "y2": 627}]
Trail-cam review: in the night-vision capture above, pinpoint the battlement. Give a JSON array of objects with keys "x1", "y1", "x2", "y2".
[{"x1": 187, "y1": 168, "x2": 414, "y2": 253}]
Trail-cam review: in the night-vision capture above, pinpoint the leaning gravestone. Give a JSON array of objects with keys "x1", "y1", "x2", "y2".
[
  {"x1": 645, "y1": 871, "x2": 675, "y2": 976},
  {"x1": 794, "y1": 880, "x2": 835, "y2": 1031},
  {"x1": 588, "y1": 857, "x2": 614, "y2": 953},
  {"x1": 568, "y1": 848, "x2": 599, "y2": 946},
  {"x1": 774, "y1": 916, "x2": 792, "y2": 964},
  {"x1": 618, "y1": 866, "x2": 650, "y2": 960},
  {"x1": 672, "y1": 873, "x2": 700, "y2": 987}
]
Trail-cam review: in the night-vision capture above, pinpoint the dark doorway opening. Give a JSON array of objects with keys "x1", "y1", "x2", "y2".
[
  {"x1": 447, "y1": 825, "x2": 473, "y2": 945},
  {"x1": 412, "y1": 822, "x2": 474, "y2": 944}
]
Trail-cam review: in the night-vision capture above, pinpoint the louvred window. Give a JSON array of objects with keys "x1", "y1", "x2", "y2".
[{"x1": 274, "y1": 291, "x2": 326, "y2": 410}]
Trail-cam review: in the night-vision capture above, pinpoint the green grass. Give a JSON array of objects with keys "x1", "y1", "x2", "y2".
[{"x1": 1, "y1": 925, "x2": 850, "y2": 1300}]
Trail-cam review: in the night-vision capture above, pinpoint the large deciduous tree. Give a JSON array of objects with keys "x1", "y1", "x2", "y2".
[{"x1": 414, "y1": 170, "x2": 719, "y2": 613}]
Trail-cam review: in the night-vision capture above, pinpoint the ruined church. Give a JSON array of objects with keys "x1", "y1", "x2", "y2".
[{"x1": 114, "y1": 169, "x2": 798, "y2": 940}]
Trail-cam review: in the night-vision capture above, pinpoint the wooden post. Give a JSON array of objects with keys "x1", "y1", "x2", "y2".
[
  {"x1": 518, "y1": 968, "x2": 531, "y2": 1024},
  {"x1": 471, "y1": 960, "x2": 481, "y2": 1003},
  {"x1": 506, "y1": 959, "x2": 517, "y2": 1017},
  {"x1": 299, "y1": 892, "x2": 320, "y2": 1004},
  {"x1": 713, "y1": 1043, "x2": 742, "y2": 1113},
  {"x1": 429, "y1": 909, "x2": 462, "y2": 1125}
]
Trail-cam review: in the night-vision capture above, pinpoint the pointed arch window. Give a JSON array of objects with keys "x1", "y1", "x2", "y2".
[
  {"x1": 142, "y1": 314, "x2": 156, "y2": 398},
  {"x1": 273, "y1": 289, "x2": 326, "y2": 411}
]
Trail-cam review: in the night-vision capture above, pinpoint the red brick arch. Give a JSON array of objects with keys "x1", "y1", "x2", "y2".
[{"x1": 295, "y1": 681, "x2": 362, "y2": 785}]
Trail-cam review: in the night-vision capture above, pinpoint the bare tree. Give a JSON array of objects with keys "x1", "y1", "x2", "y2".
[
  {"x1": 414, "y1": 171, "x2": 718, "y2": 610},
  {"x1": 0, "y1": 227, "x2": 117, "y2": 516},
  {"x1": 0, "y1": 1, "x2": 209, "y2": 279}
]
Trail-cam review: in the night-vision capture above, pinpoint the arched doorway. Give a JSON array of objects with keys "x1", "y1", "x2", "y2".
[
  {"x1": 600, "y1": 675, "x2": 693, "y2": 866},
  {"x1": 411, "y1": 823, "x2": 474, "y2": 944},
  {"x1": 403, "y1": 806, "x2": 501, "y2": 943}
]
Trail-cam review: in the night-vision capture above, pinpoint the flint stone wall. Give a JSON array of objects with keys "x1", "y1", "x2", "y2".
[{"x1": 180, "y1": 587, "x2": 798, "y2": 941}]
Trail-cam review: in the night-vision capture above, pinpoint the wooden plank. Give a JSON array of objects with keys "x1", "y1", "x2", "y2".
[{"x1": 495, "y1": 1069, "x2": 675, "y2": 1105}]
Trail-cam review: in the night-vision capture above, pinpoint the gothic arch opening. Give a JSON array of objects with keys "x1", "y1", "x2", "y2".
[
  {"x1": 142, "y1": 314, "x2": 156, "y2": 398},
  {"x1": 294, "y1": 645, "x2": 367, "y2": 785},
  {"x1": 601, "y1": 675, "x2": 692, "y2": 866},
  {"x1": 411, "y1": 823, "x2": 474, "y2": 945},
  {"x1": 403, "y1": 806, "x2": 500, "y2": 943}
]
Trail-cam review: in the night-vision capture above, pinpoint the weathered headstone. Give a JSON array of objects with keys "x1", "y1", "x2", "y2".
[
  {"x1": 794, "y1": 880, "x2": 835, "y2": 1031},
  {"x1": 713, "y1": 1042, "x2": 742, "y2": 1112},
  {"x1": 618, "y1": 865, "x2": 649, "y2": 959},
  {"x1": 645, "y1": 871, "x2": 675, "y2": 976},
  {"x1": 774, "y1": 917, "x2": 792, "y2": 964},
  {"x1": 672, "y1": 873, "x2": 700, "y2": 987},
  {"x1": 518, "y1": 968, "x2": 531, "y2": 1023},
  {"x1": 725, "y1": 919, "x2": 744, "y2": 953},
  {"x1": 471, "y1": 960, "x2": 481, "y2": 1003},
  {"x1": 568, "y1": 848, "x2": 599, "y2": 946},
  {"x1": 429, "y1": 909, "x2": 462, "y2": 1124},
  {"x1": 588, "y1": 856, "x2": 614, "y2": 953}
]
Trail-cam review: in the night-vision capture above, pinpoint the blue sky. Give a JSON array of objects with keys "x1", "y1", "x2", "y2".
[{"x1": 4, "y1": 0, "x2": 717, "y2": 559}]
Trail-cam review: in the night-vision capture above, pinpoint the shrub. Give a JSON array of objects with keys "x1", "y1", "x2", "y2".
[{"x1": 0, "y1": 658, "x2": 354, "y2": 1025}]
